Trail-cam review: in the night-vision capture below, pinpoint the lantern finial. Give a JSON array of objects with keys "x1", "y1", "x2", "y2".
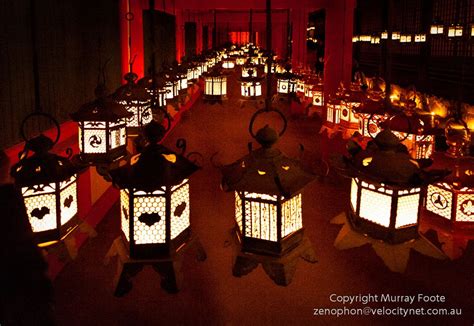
[{"x1": 255, "y1": 125, "x2": 278, "y2": 148}]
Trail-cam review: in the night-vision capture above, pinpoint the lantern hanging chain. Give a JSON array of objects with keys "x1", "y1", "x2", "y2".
[{"x1": 30, "y1": 0, "x2": 41, "y2": 113}]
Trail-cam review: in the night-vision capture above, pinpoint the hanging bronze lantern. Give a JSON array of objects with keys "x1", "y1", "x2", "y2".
[
  {"x1": 336, "y1": 128, "x2": 447, "y2": 244},
  {"x1": 424, "y1": 119, "x2": 474, "y2": 229},
  {"x1": 110, "y1": 120, "x2": 199, "y2": 259},
  {"x1": 220, "y1": 109, "x2": 316, "y2": 255},
  {"x1": 11, "y1": 113, "x2": 80, "y2": 246},
  {"x1": 203, "y1": 68, "x2": 227, "y2": 103},
  {"x1": 71, "y1": 85, "x2": 132, "y2": 163},
  {"x1": 113, "y1": 72, "x2": 153, "y2": 136}
]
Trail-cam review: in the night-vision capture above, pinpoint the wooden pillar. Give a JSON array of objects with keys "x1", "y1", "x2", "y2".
[
  {"x1": 175, "y1": 9, "x2": 185, "y2": 62},
  {"x1": 323, "y1": 0, "x2": 355, "y2": 95}
]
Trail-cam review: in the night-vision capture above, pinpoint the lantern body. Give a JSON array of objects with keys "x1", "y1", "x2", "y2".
[
  {"x1": 349, "y1": 178, "x2": 421, "y2": 243},
  {"x1": 264, "y1": 63, "x2": 276, "y2": 74},
  {"x1": 326, "y1": 100, "x2": 341, "y2": 124},
  {"x1": 393, "y1": 132, "x2": 434, "y2": 159},
  {"x1": 297, "y1": 79, "x2": 306, "y2": 94},
  {"x1": 78, "y1": 120, "x2": 127, "y2": 159},
  {"x1": 187, "y1": 66, "x2": 199, "y2": 83},
  {"x1": 392, "y1": 31, "x2": 401, "y2": 40},
  {"x1": 21, "y1": 175, "x2": 78, "y2": 245},
  {"x1": 277, "y1": 78, "x2": 297, "y2": 94},
  {"x1": 340, "y1": 99, "x2": 360, "y2": 129},
  {"x1": 241, "y1": 80, "x2": 262, "y2": 98},
  {"x1": 448, "y1": 25, "x2": 463, "y2": 37},
  {"x1": 312, "y1": 89, "x2": 324, "y2": 106},
  {"x1": 235, "y1": 56, "x2": 246, "y2": 65},
  {"x1": 381, "y1": 31, "x2": 388, "y2": 39},
  {"x1": 204, "y1": 75, "x2": 227, "y2": 99},
  {"x1": 242, "y1": 65, "x2": 258, "y2": 78},
  {"x1": 120, "y1": 179, "x2": 191, "y2": 258},
  {"x1": 356, "y1": 113, "x2": 385, "y2": 137},
  {"x1": 222, "y1": 59, "x2": 235, "y2": 69},
  {"x1": 430, "y1": 24, "x2": 444, "y2": 35},
  {"x1": 118, "y1": 99, "x2": 153, "y2": 132},
  {"x1": 234, "y1": 191, "x2": 303, "y2": 255},
  {"x1": 414, "y1": 33, "x2": 426, "y2": 42},
  {"x1": 426, "y1": 183, "x2": 474, "y2": 225}
]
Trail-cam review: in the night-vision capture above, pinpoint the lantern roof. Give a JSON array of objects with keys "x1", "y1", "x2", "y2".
[
  {"x1": 113, "y1": 72, "x2": 151, "y2": 102},
  {"x1": 354, "y1": 99, "x2": 387, "y2": 115},
  {"x1": 429, "y1": 153, "x2": 474, "y2": 189},
  {"x1": 203, "y1": 68, "x2": 224, "y2": 78},
  {"x1": 71, "y1": 85, "x2": 132, "y2": 122},
  {"x1": 221, "y1": 125, "x2": 315, "y2": 198},
  {"x1": 384, "y1": 112, "x2": 439, "y2": 135},
  {"x1": 137, "y1": 74, "x2": 167, "y2": 90},
  {"x1": 110, "y1": 121, "x2": 198, "y2": 191},
  {"x1": 345, "y1": 128, "x2": 447, "y2": 186},
  {"x1": 11, "y1": 133, "x2": 77, "y2": 186}
]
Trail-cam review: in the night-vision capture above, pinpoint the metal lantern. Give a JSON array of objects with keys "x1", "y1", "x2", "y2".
[
  {"x1": 162, "y1": 70, "x2": 180, "y2": 100},
  {"x1": 242, "y1": 62, "x2": 258, "y2": 78},
  {"x1": 220, "y1": 109, "x2": 315, "y2": 255},
  {"x1": 425, "y1": 120, "x2": 474, "y2": 228},
  {"x1": 381, "y1": 30, "x2": 388, "y2": 39},
  {"x1": 110, "y1": 120, "x2": 198, "y2": 259},
  {"x1": 387, "y1": 110, "x2": 437, "y2": 159},
  {"x1": 176, "y1": 64, "x2": 188, "y2": 94},
  {"x1": 71, "y1": 86, "x2": 132, "y2": 163},
  {"x1": 11, "y1": 113, "x2": 79, "y2": 245},
  {"x1": 240, "y1": 69, "x2": 263, "y2": 98},
  {"x1": 312, "y1": 79, "x2": 324, "y2": 107},
  {"x1": 203, "y1": 69, "x2": 227, "y2": 102},
  {"x1": 392, "y1": 31, "x2": 401, "y2": 40},
  {"x1": 325, "y1": 96, "x2": 342, "y2": 125},
  {"x1": 138, "y1": 75, "x2": 169, "y2": 110},
  {"x1": 342, "y1": 129, "x2": 445, "y2": 244},
  {"x1": 222, "y1": 58, "x2": 235, "y2": 69},
  {"x1": 113, "y1": 72, "x2": 153, "y2": 135},
  {"x1": 186, "y1": 62, "x2": 200, "y2": 85},
  {"x1": 448, "y1": 24, "x2": 463, "y2": 38},
  {"x1": 353, "y1": 99, "x2": 387, "y2": 138},
  {"x1": 414, "y1": 33, "x2": 426, "y2": 43},
  {"x1": 430, "y1": 22, "x2": 444, "y2": 35},
  {"x1": 276, "y1": 69, "x2": 298, "y2": 94},
  {"x1": 340, "y1": 87, "x2": 364, "y2": 131}
]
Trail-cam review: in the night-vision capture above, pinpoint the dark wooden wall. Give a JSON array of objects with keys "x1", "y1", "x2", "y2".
[
  {"x1": 185, "y1": 22, "x2": 197, "y2": 58},
  {"x1": 143, "y1": 10, "x2": 176, "y2": 72},
  {"x1": 354, "y1": 0, "x2": 474, "y2": 104},
  {"x1": 0, "y1": 0, "x2": 121, "y2": 149}
]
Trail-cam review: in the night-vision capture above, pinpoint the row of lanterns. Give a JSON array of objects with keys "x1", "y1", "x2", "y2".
[{"x1": 354, "y1": 21, "x2": 474, "y2": 44}]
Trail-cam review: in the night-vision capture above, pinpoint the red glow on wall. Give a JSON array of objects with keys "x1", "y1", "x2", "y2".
[{"x1": 229, "y1": 32, "x2": 249, "y2": 45}]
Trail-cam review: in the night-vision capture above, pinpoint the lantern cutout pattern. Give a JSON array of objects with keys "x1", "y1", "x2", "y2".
[
  {"x1": 71, "y1": 85, "x2": 132, "y2": 163},
  {"x1": 240, "y1": 69, "x2": 263, "y2": 98},
  {"x1": 353, "y1": 100, "x2": 387, "y2": 138},
  {"x1": 425, "y1": 119, "x2": 474, "y2": 227},
  {"x1": 11, "y1": 113, "x2": 79, "y2": 246},
  {"x1": 344, "y1": 129, "x2": 446, "y2": 244},
  {"x1": 312, "y1": 79, "x2": 324, "y2": 107},
  {"x1": 110, "y1": 120, "x2": 199, "y2": 259},
  {"x1": 203, "y1": 69, "x2": 227, "y2": 102},
  {"x1": 137, "y1": 75, "x2": 169, "y2": 109},
  {"x1": 220, "y1": 109, "x2": 316, "y2": 256},
  {"x1": 113, "y1": 72, "x2": 152, "y2": 135}
]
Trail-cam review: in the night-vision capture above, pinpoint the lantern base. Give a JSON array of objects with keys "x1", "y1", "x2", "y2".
[
  {"x1": 104, "y1": 232, "x2": 206, "y2": 296},
  {"x1": 75, "y1": 146, "x2": 129, "y2": 165},
  {"x1": 348, "y1": 210, "x2": 419, "y2": 245},
  {"x1": 125, "y1": 227, "x2": 193, "y2": 260},
  {"x1": 238, "y1": 229, "x2": 305, "y2": 257},
  {"x1": 231, "y1": 229, "x2": 317, "y2": 286}
]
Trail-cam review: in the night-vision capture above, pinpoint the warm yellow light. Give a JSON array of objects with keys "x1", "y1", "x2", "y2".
[
  {"x1": 257, "y1": 170, "x2": 266, "y2": 175},
  {"x1": 282, "y1": 165, "x2": 290, "y2": 171},
  {"x1": 162, "y1": 153, "x2": 177, "y2": 163},
  {"x1": 362, "y1": 157, "x2": 373, "y2": 166}
]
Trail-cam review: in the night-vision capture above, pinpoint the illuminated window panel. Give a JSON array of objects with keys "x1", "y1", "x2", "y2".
[
  {"x1": 395, "y1": 193, "x2": 420, "y2": 228},
  {"x1": 326, "y1": 103, "x2": 341, "y2": 124},
  {"x1": 241, "y1": 81, "x2": 262, "y2": 97},
  {"x1": 456, "y1": 194, "x2": 474, "y2": 222},
  {"x1": 277, "y1": 78, "x2": 297, "y2": 94},
  {"x1": 59, "y1": 176, "x2": 78, "y2": 226},
  {"x1": 242, "y1": 66, "x2": 257, "y2": 78},
  {"x1": 204, "y1": 76, "x2": 227, "y2": 96},
  {"x1": 83, "y1": 126, "x2": 107, "y2": 154},
  {"x1": 281, "y1": 194, "x2": 302, "y2": 238},
  {"x1": 109, "y1": 123, "x2": 127, "y2": 149},
  {"x1": 171, "y1": 182, "x2": 190, "y2": 240},
  {"x1": 235, "y1": 192, "x2": 243, "y2": 232},
  {"x1": 23, "y1": 184, "x2": 57, "y2": 233},
  {"x1": 121, "y1": 189, "x2": 130, "y2": 241},
  {"x1": 350, "y1": 178, "x2": 358, "y2": 211},
  {"x1": 359, "y1": 188, "x2": 392, "y2": 228},
  {"x1": 426, "y1": 184, "x2": 453, "y2": 220},
  {"x1": 312, "y1": 90, "x2": 324, "y2": 106},
  {"x1": 133, "y1": 194, "x2": 167, "y2": 244}
]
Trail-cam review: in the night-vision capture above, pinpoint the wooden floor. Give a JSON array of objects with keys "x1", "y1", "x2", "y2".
[{"x1": 53, "y1": 75, "x2": 474, "y2": 325}]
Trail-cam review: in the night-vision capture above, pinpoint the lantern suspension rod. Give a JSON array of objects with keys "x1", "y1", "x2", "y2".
[
  {"x1": 265, "y1": 0, "x2": 272, "y2": 108},
  {"x1": 29, "y1": 0, "x2": 41, "y2": 112}
]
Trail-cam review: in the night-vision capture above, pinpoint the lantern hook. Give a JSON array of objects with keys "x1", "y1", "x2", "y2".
[
  {"x1": 248, "y1": 108, "x2": 287, "y2": 140},
  {"x1": 20, "y1": 112, "x2": 61, "y2": 146}
]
